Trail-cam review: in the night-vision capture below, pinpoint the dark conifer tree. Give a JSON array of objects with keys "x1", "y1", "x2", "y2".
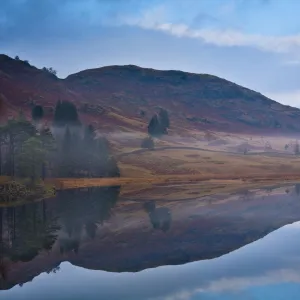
[
  {"x1": 31, "y1": 105, "x2": 44, "y2": 122},
  {"x1": 158, "y1": 108, "x2": 170, "y2": 133},
  {"x1": 148, "y1": 114, "x2": 161, "y2": 137}
]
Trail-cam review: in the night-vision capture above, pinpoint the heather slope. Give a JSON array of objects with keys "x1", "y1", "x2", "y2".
[{"x1": 1, "y1": 54, "x2": 300, "y2": 133}]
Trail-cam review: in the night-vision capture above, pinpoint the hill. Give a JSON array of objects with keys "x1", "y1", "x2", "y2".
[{"x1": 0, "y1": 54, "x2": 299, "y2": 134}]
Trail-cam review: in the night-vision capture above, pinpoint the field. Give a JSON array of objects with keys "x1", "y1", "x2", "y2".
[{"x1": 2, "y1": 130, "x2": 300, "y2": 203}]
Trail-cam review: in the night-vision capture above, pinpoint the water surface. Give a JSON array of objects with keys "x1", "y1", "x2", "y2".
[{"x1": 1, "y1": 184, "x2": 300, "y2": 299}]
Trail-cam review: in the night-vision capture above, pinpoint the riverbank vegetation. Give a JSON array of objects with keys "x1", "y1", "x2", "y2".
[{"x1": 0, "y1": 101, "x2": 120, "y2": 203}]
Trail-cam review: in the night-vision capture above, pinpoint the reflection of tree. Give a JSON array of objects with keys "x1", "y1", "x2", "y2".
[
  {"x1": 238, "y1": 189, "x2": 255, "y2": 201},
  {"x1": 6, "y1": 203, "x2": 59, "y2": 262},
  {"x1": 144, "y1": 201, "x2": 172, "y2": 232},
  {"x1": 0, "y1": 186, "x2": 120, "y2": 283},
  {"x1": 0, "y1": 201, "x2": 59, "y2": 284},
  {"x1": 56, "y1": 186, "x2": 120, "y2": 254}
]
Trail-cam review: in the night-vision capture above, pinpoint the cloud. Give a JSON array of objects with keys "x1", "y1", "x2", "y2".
[
  {"x1": 2, "y1": 0, "x2": 300, "y2": 57},
  {"x1": 121, "y1": 13, "x2": 300, "y2": 55}
]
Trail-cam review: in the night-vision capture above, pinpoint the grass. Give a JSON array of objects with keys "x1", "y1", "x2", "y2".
[
  {"x1": 2, "y1": 132, "x2": 300, "y2": 205},
  {"x1": 0, "y1": 177, "x2": 56, "y2": 206},
  {"x1": 118, "y1": 147, "x2": 300, "y2": 178}
]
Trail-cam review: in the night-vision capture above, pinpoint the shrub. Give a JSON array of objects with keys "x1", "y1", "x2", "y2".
[{"x1": 141, "y1": 136, "x2": 154, "y2": 149}]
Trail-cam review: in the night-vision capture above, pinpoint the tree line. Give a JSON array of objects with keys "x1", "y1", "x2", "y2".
[{"x1": 0, "y1": 100, "x2": 120, "y2": 184}]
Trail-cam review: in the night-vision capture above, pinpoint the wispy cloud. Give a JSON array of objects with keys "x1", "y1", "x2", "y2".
[{"x1": 121, "y1": 12, "x2": 300, "y2": 55}]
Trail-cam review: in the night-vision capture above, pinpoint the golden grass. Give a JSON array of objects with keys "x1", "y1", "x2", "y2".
[
  {"x1": 108, "y1": 112, "x2": 145, "y2": 127},
  {"x1": 0, "y1": 176, "x2": 10, "y2": 184},
  {"x1": 118, "y1": 148, "x2": 300, "y2": 178},
  {"x1": 48, "y1": 172, "x2": 300, "y2": 191}
]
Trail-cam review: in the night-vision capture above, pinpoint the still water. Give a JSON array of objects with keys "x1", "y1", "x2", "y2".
[{"x1": 1, "y1": 184, "x2": 300, "y2": 299}]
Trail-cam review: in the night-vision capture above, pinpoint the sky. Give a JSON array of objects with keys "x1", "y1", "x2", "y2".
[{"x1": 1, "y1": 0, "x2": 300, "y2": 107}]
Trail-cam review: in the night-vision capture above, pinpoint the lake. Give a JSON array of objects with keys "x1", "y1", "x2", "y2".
[{"x1": 1, "y1": 183, "x2": 300, "y2": 299}]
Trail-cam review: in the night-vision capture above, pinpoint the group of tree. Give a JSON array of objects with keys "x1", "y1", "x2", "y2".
[
  {"x1": 57, "y1": 124, "x2": 119, "y2": 178},
  {"x1": 0, "y1": 100, "x2": 120, "y2": 185},
  {"x1": 141, "y1": 108, "x2": 170, "y2": 149},
  {"x1": 53, "y1": 100, "x2": 81, "y2": 127},
  {"x1": 0, "y1": 115, "x2": 53, "y2": 183},
  {"x1": 42, "y1": 67, "x2": 57, "y2": 76},
  {"x1": 148, "y1": 108, "x2": 170, "y2": 137}
]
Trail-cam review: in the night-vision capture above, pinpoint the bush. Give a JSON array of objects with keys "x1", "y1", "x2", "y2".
[{"x1": 141, "y1": 136, "x2": 154, "y2": 149}]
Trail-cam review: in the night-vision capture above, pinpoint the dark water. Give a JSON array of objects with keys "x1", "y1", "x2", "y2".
[{"x1": 1, "y1": 184, "x2": 300, "y2": 299}]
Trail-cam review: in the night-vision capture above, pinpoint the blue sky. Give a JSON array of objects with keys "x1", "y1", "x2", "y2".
[{"x1": 1, "y1": 0, "x2": 300, "y2": 107}]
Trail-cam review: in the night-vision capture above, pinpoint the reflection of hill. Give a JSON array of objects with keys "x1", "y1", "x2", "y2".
[{"x1": 1, "y1": 185, "x2": 300, "y2": 290}]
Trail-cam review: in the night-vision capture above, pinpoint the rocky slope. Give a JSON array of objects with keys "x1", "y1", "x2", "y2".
[{"x1": 1, "y1": 54, "x2": 299, "y2": 134}]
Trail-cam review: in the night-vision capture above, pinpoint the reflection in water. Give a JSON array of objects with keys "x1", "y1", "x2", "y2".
[
  {"x1": 0, "y1": 186, "x2": 120, "y2": 288},
  {"x1": 56, "y1": 187, "x2": 120, "y2": 254},
  {"x1": 3, "y1": 221, "x2": 300, "y2": 300},
  {"x1": 144, "y1": 201, "x2": 172, "y2": 232},
  {"x1": 295, "y1": 184, "x2": 300, "y2": 196},
  {"x1": 1, "y1": 184, "x2": 300, "y2": 298},
  {"x1": 0, "y1": 202, "x2": 59, "y2": 262}
]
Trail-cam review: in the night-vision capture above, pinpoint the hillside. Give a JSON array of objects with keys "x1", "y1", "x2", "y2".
[{"x1": 1, "y1": 54, "x2": 299, "y2": 134}]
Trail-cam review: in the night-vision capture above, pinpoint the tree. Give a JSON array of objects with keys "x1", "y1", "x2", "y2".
[
  {"x1": 83, "y1": 125, "x2": 97, "y2": 177},
  {"x1": 42, "y1": 67, "x2": 57, "y2": 76},
  {"x1": 31, "y1": 105, "x2": 44, "y2": 123},
  {"x1": 2, "y1": 118, "x2": 36, "y2": 177},
  {"x1": 16, "y1": 137, "x2": 46, "y2": 184},
  {"x1": 158, "y1": 108, "x2": 170, "y2": 132},
  {"x1": 40, "y1": 127, "x2": 56, "y2": 179},
  {"x1": 141, "y1": 136, "x2": 154, "y2": 149},
  {"x1": 0, "y1": 126, "x2": 6, "y2": 175},
  {"x1": 148, "y1": 114, "x2": 162, "y2": 137},
  {"x1": 147, "y1": 109, "x2": 170, "y2": 137},
  {"x1": 53, "y1": 100, "x2": 80, "y2": 127},
  {"x1": 59, "y1": 126, "x2": 73, "y2": 177},
  {"x1": 15, "y1": 56, "x2": 20, "y2": 60},
  {"x1": 140, "y1": 110, "x2": 146, "y2": 117}
]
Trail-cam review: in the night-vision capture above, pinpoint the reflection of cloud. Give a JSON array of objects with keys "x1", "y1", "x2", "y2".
[
  {"x1": 4, "y1": 221, "x2": 300, "y2": 300},
  {"x1": 159, "y1": 269, "x2": 300, "y2": 300}
]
